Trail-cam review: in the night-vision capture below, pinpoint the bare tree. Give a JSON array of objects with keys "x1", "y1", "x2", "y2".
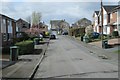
[{"x1": 32, "y1": 11, "x2": 42, "y2": 27}]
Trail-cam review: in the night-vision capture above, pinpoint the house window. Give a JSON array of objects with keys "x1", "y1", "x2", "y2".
[
  {"x1": 16, "y1": 23, "x2": 19, "y2": 32},
  {"x1": 3, "y1": 33, "x2": 7, "y2": 41},
  {"x1": 1, "y1": 18, "x2": 6, "y2": 33},
  {"x1": 8, "y1": 20, "x2": 13, "y2": 40},
  {"x1": 8, "y1": 20, "x2": 12, "y2": 33},
  {"x1": 22, "y1": 24, "x2": 27, "y2": 28}
]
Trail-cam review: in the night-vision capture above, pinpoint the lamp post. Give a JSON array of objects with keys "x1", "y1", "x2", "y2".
[{"x1": 101, "y1": 0, "x2": 104, "y2": 48}]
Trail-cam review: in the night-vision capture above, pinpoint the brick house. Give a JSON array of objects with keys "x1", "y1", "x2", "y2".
[
  {"x1": 50, "y1": 20, "x2": 61, "y2": 30},
  {"x1": 0, "y1": 14, "x2": 16, "y2": 47},
  {"x1": 25, "y1": 22, "x2": 48, "y2": 36},
  {"x1": 107, "y1": 5, "x2": 120, "y2": 36},
  {"x1": 16, "y1": 18, "x2": 30, "y2": 32},
  {"x1": 50, "y1": 20, "x2": 70, "y2": 34},
  {"x1": 93, "y1": 11, "x2": 101, "y2": 33},
  {"x1": 117, "y1": 5, "x2": 120, "y2": 36},
  {"x1": 38, "y1": 22, "x2": 48, "y2": 32},
  {"x1": 93, "y1": 5, "x2": 118, "y2": 35},
  {"x1": 102, "y1": 5, "x2": 118, "y2": 35},
  {"x1": 107, "y1": 7, "x2": 117, "y2": 34}
]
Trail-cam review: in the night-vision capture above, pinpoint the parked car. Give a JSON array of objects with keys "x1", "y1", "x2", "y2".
[
  {"x1": 50, "y1": 34, "x2": 56, "y2": 39},
  {"x1": 62, "y1": 31, "x2": 68, "y2": 35},
  {"x1": 92, "y1": 32, "x2": 100, "y2": 39}
]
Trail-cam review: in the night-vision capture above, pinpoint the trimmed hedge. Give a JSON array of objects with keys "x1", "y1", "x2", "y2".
[
  {"x1": 112, "y1": 31, "x2": 119, "y2": 38},
  {"x1": 15, "y1": 40, "x2": 34, "y2": 55}
]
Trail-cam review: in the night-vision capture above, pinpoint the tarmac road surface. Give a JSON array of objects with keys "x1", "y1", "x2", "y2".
[{"x1": 34, "y1": 35, "x2": 118, "y2": 78}]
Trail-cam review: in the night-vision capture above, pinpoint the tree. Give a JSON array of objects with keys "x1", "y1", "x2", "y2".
[
  {"x1": 32, "y1": 11, "x2": 42, "y2": 27},
  {"x1": 85, "y1": 25, "x2": 93, "y2": 35},
  {"x1": 85, "y1": 25, "x2": 93, "y2": 41}
]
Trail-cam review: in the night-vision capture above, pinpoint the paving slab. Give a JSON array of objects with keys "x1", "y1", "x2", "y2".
[{"x1": 1, "y1": 43, "x2": 48, "y2": 79}]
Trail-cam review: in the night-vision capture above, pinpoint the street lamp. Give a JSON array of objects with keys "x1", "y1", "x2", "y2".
[{"x1": 101, "y1": 0, "x2": 104, "y2": 48}]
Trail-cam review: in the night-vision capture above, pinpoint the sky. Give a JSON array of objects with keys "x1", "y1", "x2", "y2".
[{"x1": 0, "y1": 0, "x2": 119, "y2": 26}]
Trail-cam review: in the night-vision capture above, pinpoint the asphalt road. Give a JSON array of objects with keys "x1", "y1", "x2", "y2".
[{"x1": 34, "y1": 35, "x2": 118, "y2": 78}]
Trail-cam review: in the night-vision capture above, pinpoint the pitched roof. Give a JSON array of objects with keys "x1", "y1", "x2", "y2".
[
  {"x1": 0, "y1": 14, "x2": 16, "y2": 21},
  {"x1": 111, "y1": 5, "x2": 120, "y2": 13},
  {"x1": 16, "y1": 18, "x2": 29, "y2": 24},
  {"x1": 95, "y1": 11, "x2": 99, "y2": 15},
  {"x1": 103, "y1": 5, "x2": 118, "y2": 13}
]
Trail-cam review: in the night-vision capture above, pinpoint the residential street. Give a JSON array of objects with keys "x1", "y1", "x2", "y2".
[{"x1": 34, "y1": 35, "x2": 118, "y2": 78}]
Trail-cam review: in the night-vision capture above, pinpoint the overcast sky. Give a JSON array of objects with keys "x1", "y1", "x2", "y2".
[{"x1": 0, "y1": 0, "x2": 119, "y2": 26}]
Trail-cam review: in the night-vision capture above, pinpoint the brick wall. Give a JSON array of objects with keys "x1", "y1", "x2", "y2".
[{"x1": 110, "y1": 12, "x2": 117, "y2": 23}]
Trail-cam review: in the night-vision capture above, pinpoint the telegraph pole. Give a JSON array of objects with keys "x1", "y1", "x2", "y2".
[{"x1": 101, "y1": 0, "x2": 104, "y2": 48}]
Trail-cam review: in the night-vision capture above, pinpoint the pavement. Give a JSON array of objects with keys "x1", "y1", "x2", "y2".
[
  {"x1": 0, "y1": 60, "x2": 16, "y2": 69},
  {"x1": 0, "y1": 55, "x2": 15, "y2": 69},
  {"x1": 70, "y1": 36, "x2": 118, "y2": 65},
  {"x1": 88, "y1": 38, "x2": 120, "y2": 48},
  {"x1": 34, "y1": 35, "x2": 118, "y2": 78},
  {"x1": 1, "y1": 43, "x2": 48, "y2": 80}
]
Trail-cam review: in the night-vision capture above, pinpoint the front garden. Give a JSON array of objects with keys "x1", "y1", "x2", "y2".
[{"x1": 2, "y1": 31, "x2": 50, "y2": 56}]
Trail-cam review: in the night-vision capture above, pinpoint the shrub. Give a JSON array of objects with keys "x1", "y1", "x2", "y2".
[
  {"x1": 85, "y1": 25, "x2": 93, "y2": 35},
  {"x1": 75, "y1": 34, "x2": 80, "y2": 37},
  {"x1": 45, "y1": 32, "x2": 50, "y2": 36},
  {"x1": 15, "y1": 40, "x2": 34, "y2": 55},
  {"x1": 14, "y1": 32, "x2": 30, "y2": 42},
  {"x1": 98, "y1": 34, "x2": 108, "y2": 40},
  {"x1": 29, "y1": 36, "x2": 38, "y2": 41},
  {"x1": 112, "y1": 31, "x2": 119, "y2": 38},
  {"x1": 34, "y1": 38, "x2": 44, "y2": 41}
]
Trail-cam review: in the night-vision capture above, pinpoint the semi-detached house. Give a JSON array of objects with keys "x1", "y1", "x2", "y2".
[
  {"x1": 108, "y1": 5, "x2": 120, "y2": 36},
  {"x1": 0, "y1": 14, "x2": 17, "y2": 47},
  {"x1": 93, "y1": 5, "x2": 119, "y2": 35},
  {"x1": 93, "y1": 11, "x2": 100, "y2": 33}
]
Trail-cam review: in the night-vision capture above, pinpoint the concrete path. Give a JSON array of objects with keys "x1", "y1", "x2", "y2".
[
  {"x1": 1, "y1": 43, "x2": 48, "y2": 79},
  {"x1": 0, "y1": 60, "x2": 15, "y2": 69},
  {"x1": 88, "y1": 38, "x2": 120, "y2": 48},
  {"x1": 34, "y1": 35, "x2": 118, "y2": 78}
]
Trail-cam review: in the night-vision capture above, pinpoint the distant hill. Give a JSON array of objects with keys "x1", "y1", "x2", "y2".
[{"x1": 74, "y1": 18, "x2": 92, "y2": 28}]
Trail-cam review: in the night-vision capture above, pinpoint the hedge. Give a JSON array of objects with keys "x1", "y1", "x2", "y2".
[
  {"x1": 112, "y1": 31, "x2": 119, "y2": 38},
  {"x1": 15, "y1": 40, "x2": 34, "y2": 55}
]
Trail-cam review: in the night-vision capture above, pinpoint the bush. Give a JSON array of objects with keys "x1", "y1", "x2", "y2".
[
  {"x1": 98, "y1": 34, "x2": 108, "y2": 40},
  {"x1": 34, "y1": 38, "x2": 44, "y2": 41},
  {"x1": 14, "y1": 32, "x2": 30, "y2": 42},
  {"x1": 112, "y1": 31, "x2": 119, "y2": 37},
  {"x1": 29, "y1": 36, "x2": 38, "y2": 41},
  {"x1": 45, "y1": 32, "x2": 50, "y2": 36},
  {"x1": 75, "y1": 34, "x2": 80, "y2": 37},
  {"x1": 15, "y1": 40, "x2": 34, "y2": 55}
]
